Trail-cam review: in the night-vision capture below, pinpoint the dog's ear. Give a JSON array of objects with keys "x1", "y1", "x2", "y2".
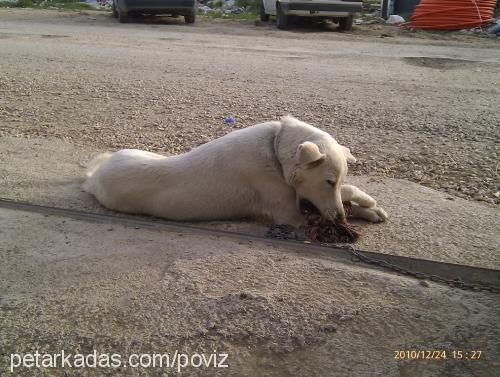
[
  {"x1": 297, "y1": 142, "x2": 326, "y2": 167},
  {"x1": 340, "y1": 145, "x2": 357, "y2": 163}
]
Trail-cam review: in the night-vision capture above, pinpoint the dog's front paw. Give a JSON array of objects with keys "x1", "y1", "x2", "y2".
[{"x1": 372, "y1": 206, "x2": 388, "y2": 222}]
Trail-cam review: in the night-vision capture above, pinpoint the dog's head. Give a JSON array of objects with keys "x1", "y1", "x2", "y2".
[{"x1": 278, "y1": 117, "x2": 356, "y2": 222}]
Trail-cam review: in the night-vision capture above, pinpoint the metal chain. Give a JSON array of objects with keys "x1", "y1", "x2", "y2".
[
  {"x1": 265, "y1": 224, "x2": 499, "y2": 294},
  {"x1": 341, "y1": 244, "x2": 500, "y2": 294}
]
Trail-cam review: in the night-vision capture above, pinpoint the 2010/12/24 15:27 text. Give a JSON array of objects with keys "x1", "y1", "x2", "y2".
[{"x1": 394, "y1": 350, "x2": 482, "y2": 360}]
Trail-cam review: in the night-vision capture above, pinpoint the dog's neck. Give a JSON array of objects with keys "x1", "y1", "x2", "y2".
[{"x1": 272, "y1": 125, "x2": 285, "y2": 180}]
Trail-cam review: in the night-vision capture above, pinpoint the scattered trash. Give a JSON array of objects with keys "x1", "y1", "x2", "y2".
[
  {"x1": 386, "y1": 15, "x2": 405, "y2": 25},
  {"x1": 198, "y1": 5, "x2": 214, "y2": 14},
  {"x1": 356, "y1": 15, "x2": 385, "y2": 26},
  {"x1": 459, "y1": 27, "x2": 487, "y2": 34},
  {"x1": 224, "y1": 116, "x2": 235, "y2": 124},
  {"x1": 201, "y1": 0, "x2": 251, "y2": 15},
  {"x1": 82, "y1": 0, "x2": 112, "y2": 8},
  {"x1": 362, "y1": 0, "x2": 380, "y2": 13},
  {"x1": 488, "y1": 20, "x2": 500, "y2": 36},
  {"x1": 221, "y1": 0, "x2": 235, "y2": 10}
]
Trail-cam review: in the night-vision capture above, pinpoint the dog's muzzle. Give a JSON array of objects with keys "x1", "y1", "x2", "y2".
[{"x1": 299, "y1": 198, "x2": 345, "y2": 220}]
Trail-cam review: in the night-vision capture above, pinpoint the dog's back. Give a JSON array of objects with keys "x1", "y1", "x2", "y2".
[{"x1": 82, "y1": 121, "x2": 285, "y2": 220}]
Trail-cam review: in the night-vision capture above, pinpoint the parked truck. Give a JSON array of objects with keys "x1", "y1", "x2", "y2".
[{"x1": 260, "y1": 0, "x2": 363, "y2": 30}]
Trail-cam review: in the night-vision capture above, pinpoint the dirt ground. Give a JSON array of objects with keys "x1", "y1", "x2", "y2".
[{"x1": 0, "y1": 8, "x2": 499, "y2": 377}]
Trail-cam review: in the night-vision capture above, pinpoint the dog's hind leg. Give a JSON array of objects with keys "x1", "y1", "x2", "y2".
[{"x1": 341, "y1": 184, "x2": 377, "y2": 208}]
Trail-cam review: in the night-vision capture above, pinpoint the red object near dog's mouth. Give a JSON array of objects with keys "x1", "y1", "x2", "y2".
[{"x1": 302, "y1": 200, "x2": 361, "y2": 243}]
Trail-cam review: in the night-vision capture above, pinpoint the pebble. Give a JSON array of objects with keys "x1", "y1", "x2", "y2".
[
  {"x1": 419, "y1": 280, "x2": 431, "y2": 288},
  {"x1": 322, "y1": 323, "x2": 337, "y2": 332}
]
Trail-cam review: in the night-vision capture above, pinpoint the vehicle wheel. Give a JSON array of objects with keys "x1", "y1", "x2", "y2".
[
  {"x1": 276, "y1": 3, "x2": 288, "y2": 29},
  {"x1": 260, "y1": 0, "x2": 269, "y2": 22},
  {"x1": 117, "y1": 3, "x2": 130, "y2": 23},
  {"x1": 118, "y1": 11, "x2": 129, "y2": 23},
  {"x1": 338, "y1": 16, "x2": 353, "y2": 31},
  {"x1": 112, "y1": 0, "x2": 118, "y2": 18},
  {"x1": 184, "y1": 12, "x2": 196, "y2": 24}
]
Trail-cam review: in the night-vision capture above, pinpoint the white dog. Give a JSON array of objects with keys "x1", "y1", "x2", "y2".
[{"x1": 84, "y1": 116, "x2": 387, "y2": 227}]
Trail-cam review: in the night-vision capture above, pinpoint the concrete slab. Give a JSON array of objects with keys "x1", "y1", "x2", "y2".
[{"x1": 1, "y1": 207, "x2": 499, "y2": 376}]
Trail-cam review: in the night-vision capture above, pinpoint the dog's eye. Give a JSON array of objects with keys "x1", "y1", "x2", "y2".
[{"x1": 326, "y1": 180, "x2": 336, "y2": 187}]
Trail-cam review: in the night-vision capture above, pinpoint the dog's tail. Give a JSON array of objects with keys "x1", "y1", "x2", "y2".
[{"x1": 84, "y1": 152, "x2": 113, "y2": 178}]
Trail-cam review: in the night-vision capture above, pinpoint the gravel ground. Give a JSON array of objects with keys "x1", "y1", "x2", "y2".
[{"x1": 0, "y1": 9, "x2": 499, "y2": 205}]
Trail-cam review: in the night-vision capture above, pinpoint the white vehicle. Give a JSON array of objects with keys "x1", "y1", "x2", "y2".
[{"x1": 260, "y1": 0, "x2": 362, "y2": 30}]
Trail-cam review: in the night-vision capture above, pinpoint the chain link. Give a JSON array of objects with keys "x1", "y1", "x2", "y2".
[{"x1": 341, "y1": 244, "x2": 500, "y2": 294}]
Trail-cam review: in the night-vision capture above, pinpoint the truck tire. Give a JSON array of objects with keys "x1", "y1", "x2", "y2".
[
  {"x1": 116, "y1": 0, "x2": 129, "y2": 23},
  {"x1": 276, "y1": 3, "x2": 288, "y2": 30},
  {"x1": 184, "y1": 12, "x2": 196, "y2": 24},
  {"x1": 112, "y1": 0, "x2": 118, "y2": 18},
  {"x1": 260, "y1": 0, "x2": 269, "y2": 22},
  {"x1": 338, "y1": 16, "x2": 353, "y2": 31}
]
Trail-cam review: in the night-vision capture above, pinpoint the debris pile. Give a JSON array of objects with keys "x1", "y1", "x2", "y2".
[
  {"x1": 82, "y1": 0, "x2": 112, "y2": 8},
  {"x1": 386, "y1": 14, "x2": 405, "y2": 25},
  {"x1": 198, "y1": 0, "x2": 251, "y2": 15},
  {"x1": 488, "y1": 19, "x2": 500, "y2": 35}
]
